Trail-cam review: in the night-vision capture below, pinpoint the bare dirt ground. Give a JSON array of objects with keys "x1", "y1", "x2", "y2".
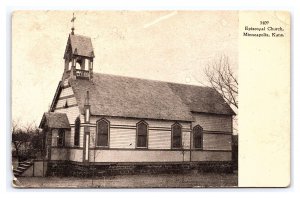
[{"x1": 14, "y1": 172, "x2": 238, "y2": 188}]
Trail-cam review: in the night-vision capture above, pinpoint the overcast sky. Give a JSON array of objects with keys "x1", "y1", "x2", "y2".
[{"x1": 12, "y1": 11, "x2": 238, "y2": 126}]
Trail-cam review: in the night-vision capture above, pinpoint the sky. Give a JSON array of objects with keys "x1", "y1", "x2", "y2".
[{"x1": 12, "y1": 11, "x2": 238, "y2": 126}]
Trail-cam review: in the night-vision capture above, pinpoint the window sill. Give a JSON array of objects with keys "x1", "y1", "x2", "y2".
[
  {"x1": 171, "y1": 147, "x2": 182, "y2": 150},
  {"x1": 136, "y1": 147, "x2": 148, "y2": 150},
  {"x1": 95, "y1": 146, "x2": 109, "y2": 149},
  {"x1": 194, "y1": 148, "x2": 203, "y2": 150}
]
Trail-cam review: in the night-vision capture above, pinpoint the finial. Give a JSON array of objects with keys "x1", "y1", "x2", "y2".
[{"x1": 71, "y1": 12, "x2": 76, "y2": 35}]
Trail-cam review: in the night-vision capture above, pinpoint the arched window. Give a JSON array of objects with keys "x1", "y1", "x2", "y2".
[
  {"x1": 193, "y1": 125, "x2": 203, "y2": 149},
  {"x1": 74, "y1": 117, "x2": 80, "y2": 146},
  {"x1": 97, "y1": 118, "x2": 109, "y2": 147},
  {"x1": 57, "y1": 129, "x2": 65, "y2": 147},
  {"x1": 171, "y1": 123, "x2": 182, "y2": 148},
  {"x1": 136, "y1": 121, "x2": 148, "y2": 148}
]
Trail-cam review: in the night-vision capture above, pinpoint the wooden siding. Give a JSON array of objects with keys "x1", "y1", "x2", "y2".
[
  {"x1": 59, "y1": 87, "x2": 74, "y2": 98},
  {"x1": 109, "y1": 128, "x2": 136, "y2": 149},
  {"x1": 56, "y1": 97, "x2": 77, "y2": 108},
  {"x1": 79, "y1": 126, "x2": 84, "y2": 147},
  {"x1": 53, "y1": 85, "x2": 80, "y2": 127},
  {"x1": 63, "y1": 78, "x2": 69, "y2": 87},
  {"x1": 191, "y1": 150, "x2": 232, "y2": 161},
  {"x1": 89, "y1": 127, "x2": 97, "y2": 147},
  {"x1": 182, "y1": 132, "x2": 191, "y2": 149},
  {"x1": 69, "y1": 149, "x2": 83, "y2": 162},
  {"x1": 89, "y1": 116, "x2": 191, "y2": 130},
  {"x1": 89, "y1": 150, "x2": 190, "y2": 162},
  {"x1": 50, "y1": 148, "x2": 83, "y2": 162},
  {"x1": 64, "y1": 128, "x2": 73, "y2": 147},
  {"x1": 51, "y1": 128, "x2": 82, "y2": 148},
  {"x1": 54, "y1": 106, "x2": 80, "y2": 126},
  {"x1": 49, "y1": 105, "x2": 233, "y2": 163},
  {"x1": 148, "y1": 130, "x2": 171, "y2": 149},
  {"x1": 192, "y1": 113, "x2": 232, "y2": 132},
  {"x1": 87, "y1": 116, "x2": 191, "y2": 150},
  {"x1": 203, "y1": 133, "x2": 232, "y2": 150}
]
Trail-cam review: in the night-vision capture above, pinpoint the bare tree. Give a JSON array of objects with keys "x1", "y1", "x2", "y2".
[
  {"x1": 12, "y1": 121, "x2": 42, "y2": 162},
  {"x1": 205, "y1": 55, "x2": 238, "y2": 111},
  {"x1": 11, "y1": 121, "x2": 31, "y2": 162}
]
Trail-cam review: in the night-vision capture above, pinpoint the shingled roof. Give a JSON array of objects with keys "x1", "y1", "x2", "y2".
[
  {"x1": 68, "y1": 34, "x2": 94, "y2": 58},
  {"x1": 167, "y1": 83, "x2": 236, "y2": 115},
  {"x1": 69, "y1": 73, "x2": 235, "y2": 122},
  {"x1": 39, "y1": 112, "x2": 70, "y2": 129}
]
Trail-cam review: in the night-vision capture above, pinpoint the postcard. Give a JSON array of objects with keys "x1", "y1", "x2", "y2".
[{"x1": 11, "y1": 11, "x2": 290, "y2": 188}]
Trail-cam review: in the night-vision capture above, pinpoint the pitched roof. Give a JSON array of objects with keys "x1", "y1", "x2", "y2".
[
  {"x1": 39, "y1": 112, "x2": 70, "y2": 129},
  {"x1": 167, "y1": 83, "x2": 236, "y2": 115},
  {"x1": 69, "y1": 73, "x2": 235, "y2": 122},
  {"x1": 68, "y1": 34, "x2": 94, "y2": 58}
]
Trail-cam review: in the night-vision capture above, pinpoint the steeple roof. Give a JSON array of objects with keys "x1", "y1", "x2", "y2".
[{"x1": 66, "y1": 34, "x2": 94, "y2": 58}]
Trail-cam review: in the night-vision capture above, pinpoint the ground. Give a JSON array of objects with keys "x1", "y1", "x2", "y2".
[{"x1": 14, "y1": 172, "x2": 238, "y2": 188}]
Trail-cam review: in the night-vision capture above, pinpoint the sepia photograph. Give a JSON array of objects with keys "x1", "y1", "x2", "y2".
[{"x1": 12, "y1": 10, "x2": 239, "y2": 188}]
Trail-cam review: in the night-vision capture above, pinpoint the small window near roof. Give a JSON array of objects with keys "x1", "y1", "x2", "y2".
[
  {"x1": 193, "y1": 125, "x2": 203, "y2": 149},
  {"x1": 172, "y1": 123, "x2": 182, "y2": 148},
  {"x1": 136, "y1": 121, "x2": 148, "y2": 148},
  {"x1": 97, "y1": 118, "x2": 109, "y2": 147}
]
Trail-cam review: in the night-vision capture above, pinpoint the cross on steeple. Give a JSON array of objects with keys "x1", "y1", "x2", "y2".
[{"x1": 71, "y1": 12, "x2": 76, "y2": 35}]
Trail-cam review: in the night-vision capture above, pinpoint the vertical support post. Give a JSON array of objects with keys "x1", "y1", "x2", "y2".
[
  {"x1": 84, "y1": 91, "x2": 90, "y2": 123},
  {"x1": 83, "y1": 127, "x2": 90, "y2": 164},
  {"x1": 89, "y1": 60, "x2": 93, "y2": 80}
]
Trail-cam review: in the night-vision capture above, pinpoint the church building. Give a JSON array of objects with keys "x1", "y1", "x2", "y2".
[{"x1": 39, "y1": 26, "x2": 235, "y2": 176}]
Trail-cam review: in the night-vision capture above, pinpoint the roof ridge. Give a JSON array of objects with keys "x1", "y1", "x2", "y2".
[
  {"x1": 71, "y1": 33, "x2": 92, "y2": 39},
  {"x1": 92, "y1": 72, "x2": 211, "y2": 89},
  {"x1": 70, "y1": 72, "x2": 236, "y2": 118}
]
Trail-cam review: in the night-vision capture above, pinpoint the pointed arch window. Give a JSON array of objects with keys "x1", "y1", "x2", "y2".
[
  {"x1": 97, "y1": 118, "x2": 110, "y2": 147},
  {"x1": 57, "y1": 129, "x2": 65, "y2": 147},
  {"x1": 74, "y1": 117, "x2": 80, "y2": 146},
  {"x1": 193, "y1": 125, "x2": 203, "y2": 149},
  {"x1": 136, "y1": 121, "x2": 148, "y2": 148},
  {"x1": 171, "y1": 123, "x2": 182, "y2": 149}
]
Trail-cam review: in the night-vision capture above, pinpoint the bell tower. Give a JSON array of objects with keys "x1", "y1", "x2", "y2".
[{"x1": 62, "y1": 13, "x2": 95, "y2": 81}]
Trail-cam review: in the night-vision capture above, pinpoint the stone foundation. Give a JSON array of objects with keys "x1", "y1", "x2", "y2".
[{"x1": 46, "y1": 161, "x2": 233, "y2": 177}]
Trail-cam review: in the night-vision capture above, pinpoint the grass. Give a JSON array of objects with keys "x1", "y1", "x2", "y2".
[{"x1": 15, "y1": 172, "x2": 238, "y2": 188}]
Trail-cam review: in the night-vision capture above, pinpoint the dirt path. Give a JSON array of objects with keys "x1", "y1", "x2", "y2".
[{"x1": 15, "y1": 172, "x2": 237, "y2": 188}]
